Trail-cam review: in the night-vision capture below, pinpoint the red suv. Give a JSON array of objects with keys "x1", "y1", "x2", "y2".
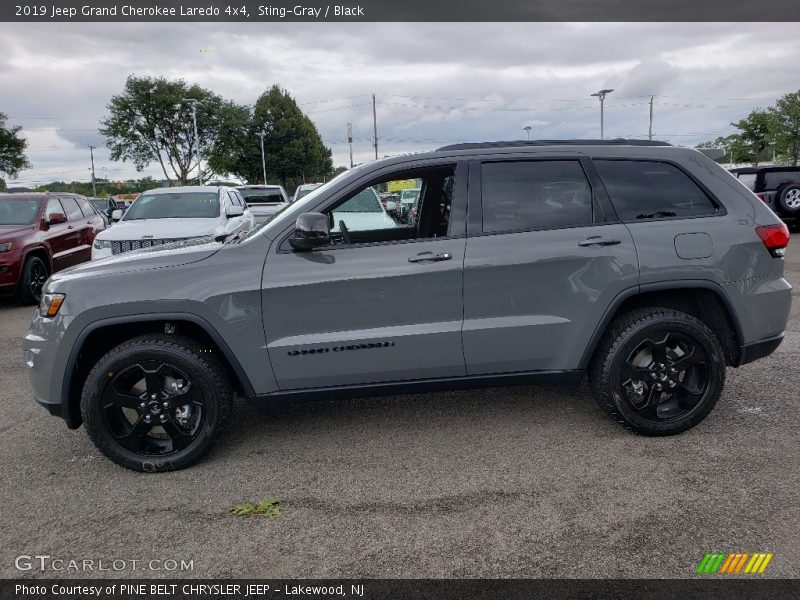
[{"x1": 0, "y1": 192, "x2": 106, "y2": 304}]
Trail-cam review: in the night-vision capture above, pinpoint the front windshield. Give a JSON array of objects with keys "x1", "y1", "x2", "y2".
[
  {"x1": 89, "y1": 199, "x2": 106, "y2": 209},
  {"x1": 122, "y1": 191, "x2": 220, "y2": 220},
  {"x1": 295, "y1": 185, "x2": 320, "y2": 200},
  {"x1": 0, "y1": 199, "x2": 39, "y2": 225},
  {"x1": 239, "y1": 189, "x2": 286, "y2": 204}
]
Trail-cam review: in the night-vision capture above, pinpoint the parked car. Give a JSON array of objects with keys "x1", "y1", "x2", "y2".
[
  {"x1": 0, "y1": 192, "x2": 105, "y2": 303},
  {"x1": 731, "y1": 166, "x2": 800, "y2": 230},
  {"x1": 91, "y1": 186, "x2": 254, "y2": 260},
  {"x1": 236, "y1": 185, "x2": 289, "y2": 224},
  {"x1": 292, "y1": 183, "x2": 323, "y2": 202},
  {"x1": 88, "y1": 197, "x2": 121, "y2": 224},
  {"x1": 25, "y1": 140, "x2": 791, "y2": 471}
]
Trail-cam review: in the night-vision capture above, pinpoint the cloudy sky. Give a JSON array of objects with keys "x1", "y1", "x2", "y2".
[{"x1": 1, "y1": 22, "x2": 798, "y2": 186}]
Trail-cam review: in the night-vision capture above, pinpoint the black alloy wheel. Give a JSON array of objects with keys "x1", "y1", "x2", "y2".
[
  {"x1": 100, "y1": 361, "x2": 204, "y2": 456},
  {"x1": 619, "y1": 331, "x2": 710, "y2": 421}
]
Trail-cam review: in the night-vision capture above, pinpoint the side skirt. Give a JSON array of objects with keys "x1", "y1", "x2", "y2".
[{"x1": 247, "y1": 369, "x2": 585, "y2": 405}]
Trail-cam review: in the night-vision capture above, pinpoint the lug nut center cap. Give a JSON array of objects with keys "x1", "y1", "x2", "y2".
[{"x1": 148, "y1": 401, "x2": 162, "y2": 415}]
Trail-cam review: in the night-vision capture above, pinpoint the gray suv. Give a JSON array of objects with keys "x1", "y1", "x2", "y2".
[{"x1": 23, "y1": 140, "x2": 792, "y2": 471}]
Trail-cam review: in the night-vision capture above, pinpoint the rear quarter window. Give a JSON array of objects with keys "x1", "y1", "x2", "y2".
[{"x1": 594, "y1": 160, "x2": 718, "y2": 221}]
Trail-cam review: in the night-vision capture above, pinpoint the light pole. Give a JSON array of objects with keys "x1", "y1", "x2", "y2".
[
  {"x1": 181, "y1": 98, "x2": 203, "y2": 184},
  {"x1": 523, "y1": 126, "x2": 532, "y2": 140},
  {"x1": 258, "y1": 131, "x2": 267, "y2": 185},
  {"x1": 347, "y1": 122, "x2": 354, "y2": 168},
  {"x1": 88, "y1": 145, "x2": 97, "y2": 197},
  {"x1": 591, "y1": 88, "x2": 614, "y2": 140}
]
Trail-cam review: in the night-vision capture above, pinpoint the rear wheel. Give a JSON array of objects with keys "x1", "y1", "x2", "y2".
[
  {"x1": 15, "y1": 255, "x2": 48, "y2": 305},
  {"x1": 589, "y1": 308, "x2": 726, "y2": 435},
  {"x1": 776, "y1": 184, "x2": 800, "y2": 217},
  {"x1": 81, "y1": 334, "x2": 232, "y2": 472}
]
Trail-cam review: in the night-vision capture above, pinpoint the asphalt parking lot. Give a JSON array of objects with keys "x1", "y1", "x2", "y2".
[{"x1": 1, "y1": 235, "x2": 798, "y2": 579}]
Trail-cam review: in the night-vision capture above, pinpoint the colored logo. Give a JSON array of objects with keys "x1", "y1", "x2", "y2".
[{"x1": 696, "y1": 552, "x2": 774, "y2": 574}]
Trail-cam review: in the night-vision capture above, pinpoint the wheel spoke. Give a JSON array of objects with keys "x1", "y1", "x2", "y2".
[
  {"x1": 161, "y1": 415, "x2": 194, "y2": 451},
  {"x1": 670, "y1": 347, "x2": 701, "y2": 373},
  {"x1": 621, "y1": 364, "x2": 651, "y2": 385},
  {"x1": 102, "y1": 387, "x2": 143, "y2": 409},
  {"x1": 116, "y1": 414, "x2": 153, "y2": 448},
  {"x1": 142, "y1": 364, "x2": 165, "y2": 397}
]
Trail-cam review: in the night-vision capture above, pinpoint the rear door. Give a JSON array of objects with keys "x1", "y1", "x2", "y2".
[
  {"x1": 462, "y1": 157, "x2": 639, "y2": 374},
  {"x1": 58, "y1": 196, "x2": 91, "y2": 266},
  {"x1": 263, "y1": 161, "x2": 468, "y2": 390},
  {"x1": 42, "y1": 198, "x2": 76, "y2": 271}
]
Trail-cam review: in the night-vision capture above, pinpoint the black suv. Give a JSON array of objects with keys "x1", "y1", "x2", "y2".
[{"x1": 732, "y1": 166, "x2": 800, "y2": 230}]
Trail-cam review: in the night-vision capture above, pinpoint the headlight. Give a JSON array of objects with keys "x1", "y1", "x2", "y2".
[
  {"x1": 93, "y1": 239, "x2": 112, "y2": 250},
  {"x1": 0, "y1": 242, "x2": 12, "y2": 252},
  {"x1": 38, "y1": 293, "x2": 66, "y2": 318}
]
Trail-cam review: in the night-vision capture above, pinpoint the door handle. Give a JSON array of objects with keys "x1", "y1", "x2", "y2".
[
  {"x1": 578, "y1": 236, "x2": 621, "y2": 247},
  {"x1": 408, "y1": 251, "x2": 453, "y2": 263},
  {"x1": 67, "y1": 225, "x2": 74, "y2": 230}
]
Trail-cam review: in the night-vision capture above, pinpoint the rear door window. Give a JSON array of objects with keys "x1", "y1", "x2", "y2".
[
  {"x1": 594, "y1": 160, "x2": 718, "y2": 221},
  {"x1": 480, "y1": 160, "x2": 593, "y2": 233},
  {"x1": 76, "y1": 197, "x2": 97, "y2": 217},
  {"x1": 59, "y1": 197, "x2": 85, "y2": 221}
]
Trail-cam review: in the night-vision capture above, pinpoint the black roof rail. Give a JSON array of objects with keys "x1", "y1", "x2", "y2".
[{"x1": 436, "y1": 139, "x2": 673, "y2": 151}]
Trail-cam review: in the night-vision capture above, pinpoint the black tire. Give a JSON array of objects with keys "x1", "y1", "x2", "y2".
[
  {"x1": 776, "y1": 184, "x2": 800, "y2": 217},
  {"x1": 588, "y1": 308, "x2": 726, "y2": 436},
  {"x1": 15, "y1": 255, "x2": 48, "y2": 305},
  {"x1": 81, "y1": 334, "x2": 232, "y2": 472}
]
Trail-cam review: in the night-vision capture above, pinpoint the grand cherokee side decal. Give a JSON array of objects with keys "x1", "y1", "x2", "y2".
[{"x1": 287, "y1": 341, "x2": 395, "y2": 357}]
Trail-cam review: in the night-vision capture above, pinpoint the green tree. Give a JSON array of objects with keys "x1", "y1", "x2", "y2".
[
  {"x1": 732, "y1": 109, "x2": 774, "y2": 166},
  {"x1": 769, "y1": 90, "x2": 800, "y2": 166},
  {"x1": 0, "y1": 111, "x2": 31, "y2": 190},
  {"x1": 100, "y1": 75, "x2": 249, "y2": 185},
  {"x1": 209, "y1": 85, "x2": 333, "y2": 187},
  {"x1": 696, "y1": 134, "x2": 751, "y2": 164}
]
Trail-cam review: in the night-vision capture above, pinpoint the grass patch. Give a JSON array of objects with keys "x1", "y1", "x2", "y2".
[{"x1": 229, "y1": 497, "x2": 284, "y2": 517}]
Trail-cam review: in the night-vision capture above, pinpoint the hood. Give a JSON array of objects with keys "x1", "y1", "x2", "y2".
[
  {"x1": 0, "y1": 224, "x2": 36, "y2": 238},
  {"x1": 48, "y1": 237, "x2": 224, "y2": 286},
  {"x1": 95, "y1": 217, "x2": 224, "y2": 241}
]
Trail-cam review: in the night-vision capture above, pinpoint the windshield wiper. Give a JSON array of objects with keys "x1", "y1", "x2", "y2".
[{"x1": 635, "y1": 210, "x2": 677, "y2": 219}]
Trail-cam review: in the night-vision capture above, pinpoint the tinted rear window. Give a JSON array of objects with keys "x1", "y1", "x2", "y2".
[
  {"x1": 594, "y1": 160, "x2": 717, "y2": 221},
  {"x1": 480, "y1": 160, "x2": 593, "y2": 233},
  {"x1": 59, "y1": 197, "x2": 84, "y2": 221},
  {"x1": 764, "y1": 170, "x2": 799, "y2": 190},
  {"x1": 239, "y1": 189, "x2": 286, "y2": 204}
]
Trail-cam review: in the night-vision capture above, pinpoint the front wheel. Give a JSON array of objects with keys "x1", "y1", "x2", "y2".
[
  {"x1": 589, "y1": 308, "x2": 726, "y2": 436},
  {"x1": 16, "y1": 255, "x2": 49, "y2": 305},
  {"x1": 81, "y1": 334, "x2": 232, "y2": 471}
]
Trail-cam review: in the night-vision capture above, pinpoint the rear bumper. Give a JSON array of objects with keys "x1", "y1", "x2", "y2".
[{"x1": 736, "y1": 333, "x2": 784, "y2": 366}]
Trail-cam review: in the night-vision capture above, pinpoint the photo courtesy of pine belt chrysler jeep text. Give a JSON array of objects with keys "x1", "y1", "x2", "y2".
[{"x1": 23, "y1": 140, "x2": 792, "y2": 471}]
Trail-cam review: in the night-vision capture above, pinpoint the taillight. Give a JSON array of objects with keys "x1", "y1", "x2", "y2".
[
  {"x1": 756, "y1": 193, "x2": 766, "y2": 202},
  {"x1": 755, "y1": 223, "x2": 790, "y2": 258}
]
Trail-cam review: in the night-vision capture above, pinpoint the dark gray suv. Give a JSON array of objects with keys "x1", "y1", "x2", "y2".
[{"x1": 24, "y1": 140, "x2": 792, "y2": 471}]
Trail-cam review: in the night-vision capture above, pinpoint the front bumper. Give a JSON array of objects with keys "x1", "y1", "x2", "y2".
[{"x1": 23, "y1": 312, "x2": 82, "y2": 428}]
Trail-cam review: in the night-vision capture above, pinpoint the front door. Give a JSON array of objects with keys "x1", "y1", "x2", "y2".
[{"x1": 263, "y1": 163, "x2": 467, "y2": 390}]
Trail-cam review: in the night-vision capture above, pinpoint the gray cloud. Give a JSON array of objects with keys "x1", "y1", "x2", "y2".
[{"x1": 0, "y1": 22, "x2": 798, "y2": 185}]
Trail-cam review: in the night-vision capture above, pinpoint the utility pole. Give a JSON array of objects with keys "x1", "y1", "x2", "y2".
[
  {"x1": 88, "y1": 145, "x2": 97, "y2": 197},
  {"x1": 648, "y1": 96, "x2": 654, "y2": 141},
  {"x1": 523, "y1": 126, "x2": 532, "y2": 140},
  {"x1": 258, "y1": 131, "x2": 267, "y2": 185},
  {"x1": 372, "y1": 94, "x2": 378, "y2": 160},
  {"x1": 182, "y1": 98, "x2": 203, "y2": 184},
  {"x1": 591, "y1": 88, "x2": 614, "y2": 140},
  {"x1": 347, "y1": 122, "x2": 354, "y2": 168}
]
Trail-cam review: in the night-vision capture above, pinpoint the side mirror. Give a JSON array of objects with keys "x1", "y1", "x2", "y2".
[
  {"x1": 289, "y1": 212, "x2": 331, "y2": 251},
  {"x1": 45, "y1": 212, "x2": 67, "y2": 225},
  {"x1": 225, "y1": 205, "x2": 245, "y2": 218},
  {"x1": 111, "y1": 209, "x2": 123, "y2": 221}
]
